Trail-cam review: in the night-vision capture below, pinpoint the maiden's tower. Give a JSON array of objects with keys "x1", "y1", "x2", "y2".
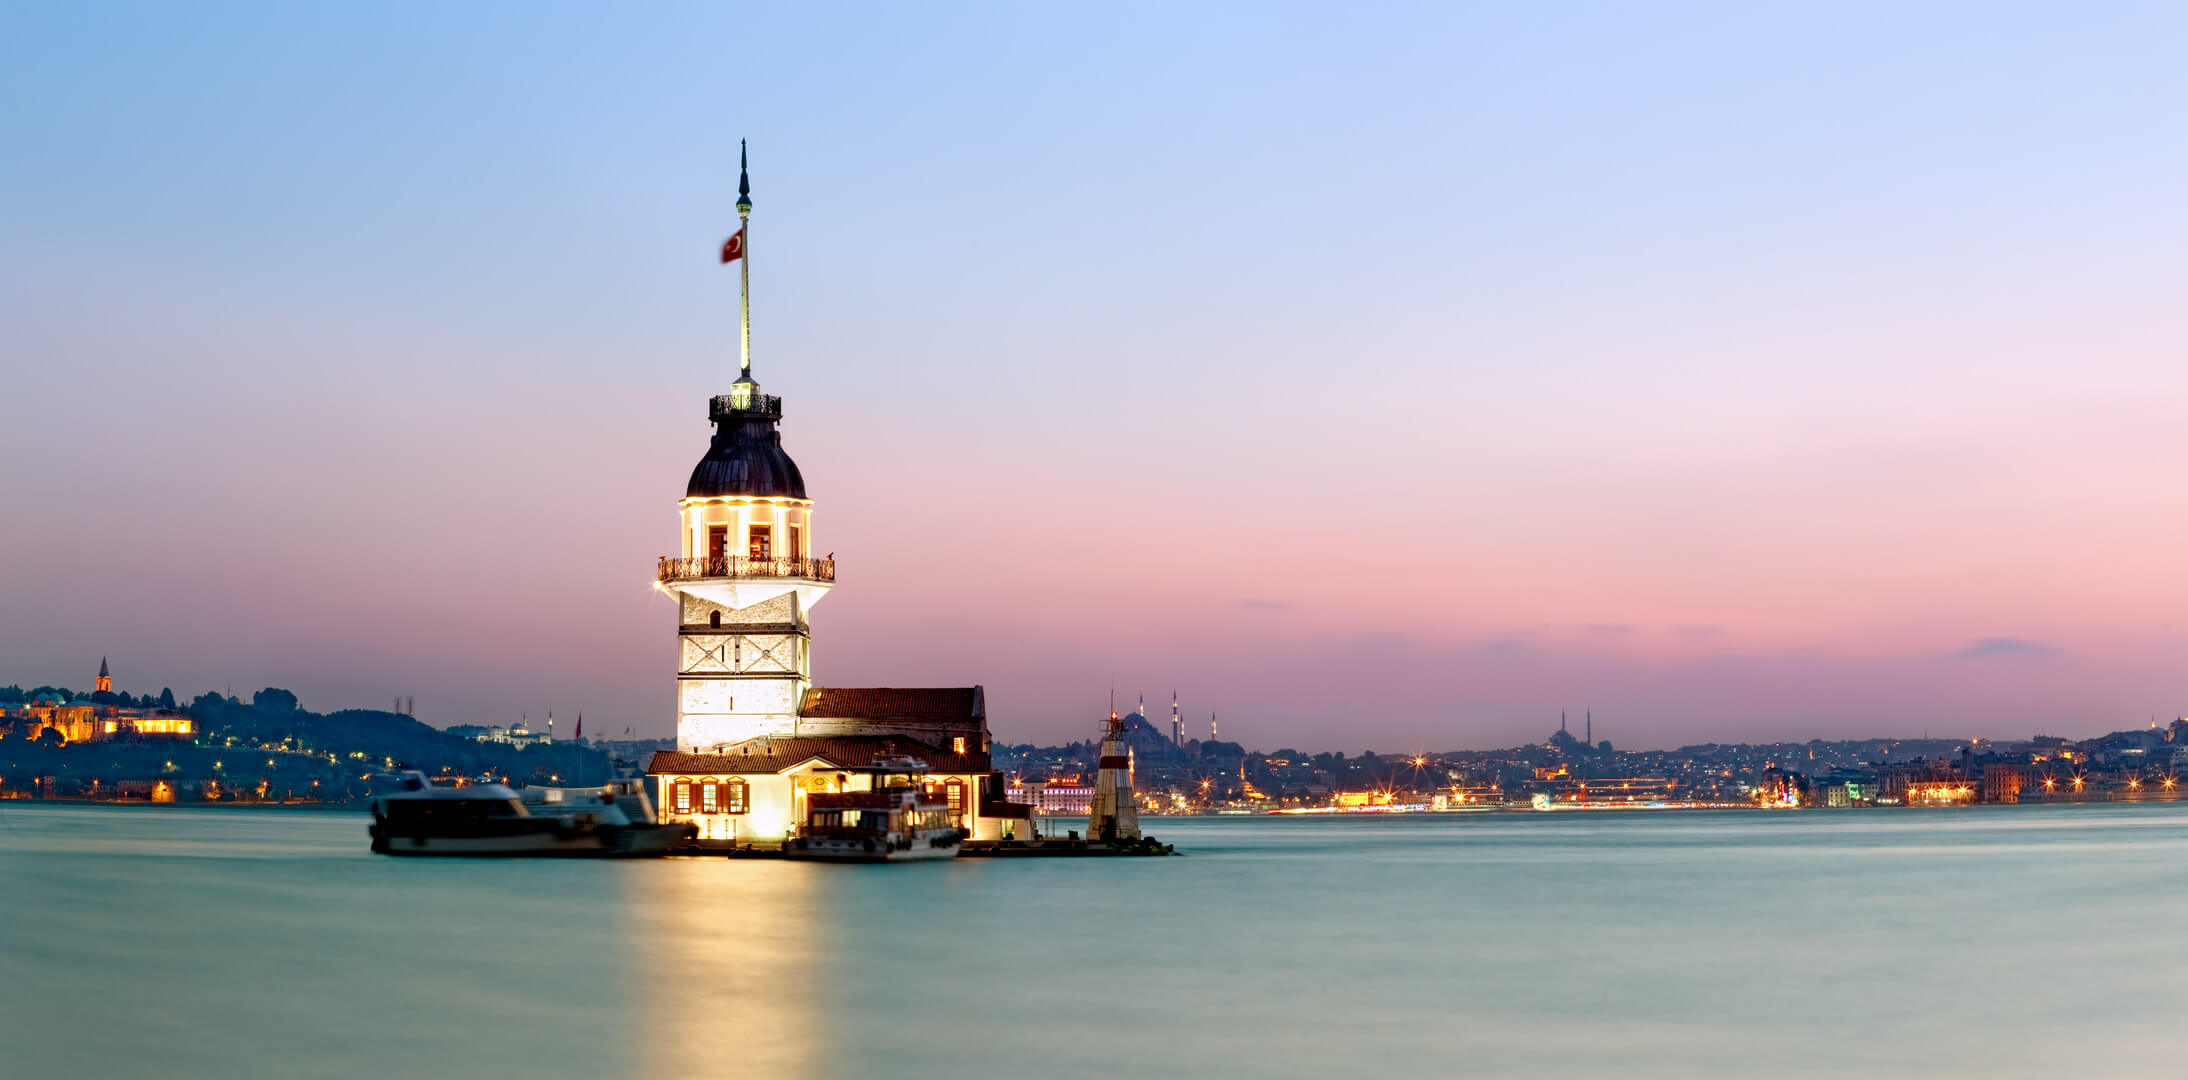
[{"x1": 645, "y1": 146, "x2": 1033, "y2": 846}]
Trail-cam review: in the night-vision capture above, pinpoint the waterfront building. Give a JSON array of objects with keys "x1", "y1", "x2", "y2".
[
  {"x1": 6, "y1": 659, "x2": 194, "y2": 743},
  {"x1": 1007, "y1": 776, "x2": 1097, "y2": 815},
  {"x1": 644, "y1": 148, "x2": 1031, "y2": 844}
]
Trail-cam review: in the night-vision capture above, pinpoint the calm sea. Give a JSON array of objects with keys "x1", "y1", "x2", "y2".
[{"x1": 3, "y1": 801, "x2": 2183, "y2": 1077}]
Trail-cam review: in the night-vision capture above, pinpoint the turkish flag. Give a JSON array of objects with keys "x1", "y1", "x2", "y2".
[{"x1": 720, "y1": 228, "x2": 745, "y2": 264}]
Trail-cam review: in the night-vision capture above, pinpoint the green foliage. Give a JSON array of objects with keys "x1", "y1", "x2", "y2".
[{"x1": 253, "y1": 687, "x2": 299, "y2": 712}]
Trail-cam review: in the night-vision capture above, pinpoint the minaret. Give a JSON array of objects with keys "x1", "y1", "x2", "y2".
[
  {"x1": 661, "y1": 144, "x2": 834, "y2": 752},
  {"x1": 1210, "y1": 711, "x2": 1219, "y2": 742},
  {"x1": 1586, "y1": 709, "x2": 1592, "y2": 748},
  {"x1": 1170, "y1": 692, "x2": 1182, "y2": 747},
  {"x1": 1089, "y1": 702, "x2": 1141, "y2": 844},
  {"x1": 96, "y1": 657, "x2": 112, "y2": 694}
]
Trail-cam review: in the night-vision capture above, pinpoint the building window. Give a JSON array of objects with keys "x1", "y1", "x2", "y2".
[
  {"x1": 748, "y1": 525, "x2": 771, "y2": 559},
  {"x1": 672, "y1": 779, "x2": 693, "y2": 814},
  {"x1": 952, "y1": 736, "x2": 966, "y2": 754},
  {"x1": 709, "y1": 610, "x2": 721, "y2": 628},
  {"x1": 700, "y1": 781, "x2": 719, "y2": 813},
  {"x1": 707, "y1": 526, "x2": 729, "y2": 561},
  {"x1": 726, "y1": 779, "x2": 749, "y2": 814},
  {"x1": 945, "y1": 778, "x2": 965, "y2": 821},
  {"x1": 787, "y1": 524, "x2": 803, "y2": 558}
]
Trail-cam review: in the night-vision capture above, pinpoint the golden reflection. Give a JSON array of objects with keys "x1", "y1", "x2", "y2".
[{"x1": 631, "y1": 859, "x2": 827, "y2": 1074}]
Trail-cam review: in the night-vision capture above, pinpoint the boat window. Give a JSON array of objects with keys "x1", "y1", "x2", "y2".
[{"x1": 726, "y1": 778, "x2": 749, "y2": 814}]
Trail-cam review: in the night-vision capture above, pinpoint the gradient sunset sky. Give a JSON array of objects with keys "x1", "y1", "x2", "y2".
[{"x1": 5, "y1": 3, "x2": 2186, "y2": 750}]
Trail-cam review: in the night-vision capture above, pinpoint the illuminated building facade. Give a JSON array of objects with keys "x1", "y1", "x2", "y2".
[
  {"x1": 7, "y1": 658, "x2": 194, "y2": 743},
  {"x1": 645, "y1": 148, "x2": 1031, "y2": 844}
]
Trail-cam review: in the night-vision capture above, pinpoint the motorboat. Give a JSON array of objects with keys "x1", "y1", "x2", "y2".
[
  {"x1": 369, "y1": 771, "x2": 695, "y2": 857},
  {"x1": 784, "y1": 785, "x2": 962, "y2": 863}
]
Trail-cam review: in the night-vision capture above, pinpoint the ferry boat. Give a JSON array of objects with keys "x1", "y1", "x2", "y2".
[
  {"x1": 784, "y1": 787, "x2": 963, "y2": 862},
  {"x1": 369, "y1": 771, "x2": 696, "y2": 857}
]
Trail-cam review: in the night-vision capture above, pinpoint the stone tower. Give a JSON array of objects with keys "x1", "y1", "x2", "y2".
[
  {"x1": 96, "y1": 657, "x2": 112, "y2": 694},
  {"x1": 657, "y1": 146, "x2": 835, "y2": 752}
]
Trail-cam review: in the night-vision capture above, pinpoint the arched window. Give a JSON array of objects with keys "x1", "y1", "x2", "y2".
[
  {"x1": 709, "y1": 610, "x2": 721, "y2": 628},
  {"x1": 725, "y1": 778, "x2": 749, "y2": 814},
  {"x1": 700, "y1": 780, "x2": 719, "y2": 813},
  {"x1": 672, "y1": 779, "x2": 693, "y2": 815}
]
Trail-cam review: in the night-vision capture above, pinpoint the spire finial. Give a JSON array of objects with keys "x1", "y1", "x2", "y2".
[{"x1": 736, "y1": 139, "x2": 752, "y2": 217}]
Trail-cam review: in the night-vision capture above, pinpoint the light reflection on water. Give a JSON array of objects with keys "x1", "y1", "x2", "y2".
[{"x1": 4, "y1": 801, "x2": 2186, "y2": 1078}]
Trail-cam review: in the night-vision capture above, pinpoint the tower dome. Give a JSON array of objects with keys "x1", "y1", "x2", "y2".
[{"x1": 685, "y1": 376, "x2": 807, "y2": 499}]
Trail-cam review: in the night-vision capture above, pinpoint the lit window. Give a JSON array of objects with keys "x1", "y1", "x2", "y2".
[
  {"x1": 673, "y1": 779, "x2": 692, "y2": 814},
  {"x1": 748, "y1": 525, "x2": 771, "y2": 560},
  {"x1": 952, "y1": 737, "x2": 966, "y2": 754},
  {"x1": 707, "y1": 526, "x2": 729, "y2": 561},
  {"x1": 726, "y1": 779, "x2": 749, "y2": 814},
  {"x1": 945, "y1": 779, "x2": 964, "y2": 818},
  {"x1": 700, "y1": 781, "x2": 719, "y2": 813}
]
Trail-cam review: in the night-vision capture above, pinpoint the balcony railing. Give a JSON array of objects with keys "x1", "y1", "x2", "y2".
[
  {"x1": 658, "y1": 555, "x2": 836, "y2": 584},
  {"x1": 710, "y1": 392, "x2": 782, "y2": 420}
]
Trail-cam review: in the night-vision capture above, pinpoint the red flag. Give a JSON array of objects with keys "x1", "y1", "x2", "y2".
[{"x1": 720, "y1": 228, "x2": 745, "y2": 264}]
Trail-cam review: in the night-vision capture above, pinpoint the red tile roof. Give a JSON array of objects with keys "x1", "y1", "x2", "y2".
[
  {"x1": 798, "y1": 687, "x2": 982, "y2": 722},
  {"x1": 648, "y1": 735, "x2": 990, "y2": 777}
]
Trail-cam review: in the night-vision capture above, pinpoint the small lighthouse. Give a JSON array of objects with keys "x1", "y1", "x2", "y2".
[{"x1": 1089, "y1": 704, "x2": 1141, "y2": 843}]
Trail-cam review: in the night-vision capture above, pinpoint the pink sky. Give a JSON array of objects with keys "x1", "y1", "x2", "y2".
[{"x1": 5, "y1": 4, "x2": 2186, "y2": 748}]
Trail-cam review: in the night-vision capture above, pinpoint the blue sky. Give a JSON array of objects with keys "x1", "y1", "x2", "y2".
[{"x1": 5, "y1": 3, "x2": 2186, "y2": 748}]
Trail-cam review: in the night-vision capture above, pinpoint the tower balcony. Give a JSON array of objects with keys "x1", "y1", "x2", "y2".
[
  {"x1": 658, "y1": 555, "x2": 836, "y2": 585},
  {"x1": 710, "y1": 392, "x2": 782, "y2": 420}
]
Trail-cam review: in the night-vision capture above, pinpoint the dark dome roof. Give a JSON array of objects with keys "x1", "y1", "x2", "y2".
[{"x1": 687, "y1": 418, "x2": 807, "y2": 499}]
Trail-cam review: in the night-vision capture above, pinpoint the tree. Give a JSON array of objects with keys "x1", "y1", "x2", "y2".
[
  {"x1": 254, "y1": 688, "x2": 299, "y2": 712},
  {"x1": 36, "y1": 727, "x2": 65, "y2": 747},
  {"x1": 158, "y1": 688, "x2": 177, "y2": 710}
]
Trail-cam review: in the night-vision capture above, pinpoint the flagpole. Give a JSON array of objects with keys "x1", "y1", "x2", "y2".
[{"x1": 737, "y1": 139, "x2": 752, "y2": 374}]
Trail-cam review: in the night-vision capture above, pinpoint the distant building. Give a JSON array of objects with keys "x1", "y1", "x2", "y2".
[
  {"x1": 4, "y1": 658, "x2": 194, "y2": 743},
  {"x1": 468, "y1": 720, "x2": 553, "y2": 748},
  {"x1": 1009, "y1": 776, "x2": 1096, "y2": 815}
]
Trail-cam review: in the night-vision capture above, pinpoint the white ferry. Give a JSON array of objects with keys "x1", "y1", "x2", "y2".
[
  {"x1": 784, "y1": 786, "x2": 963, "y2": 862},
  {"x1": 369, "y1": 772, "x2": 695, "y2": 857}
]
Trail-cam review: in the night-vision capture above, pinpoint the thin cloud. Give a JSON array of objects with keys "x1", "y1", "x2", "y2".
[{"x1": 1956, "y1": 637, "x2": 2058, "y2": 659}]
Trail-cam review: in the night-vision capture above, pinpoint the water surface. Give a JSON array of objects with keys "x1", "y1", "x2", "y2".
[{"x1": 4, "y1": 802, "x2": 2182, "y2": 1077}]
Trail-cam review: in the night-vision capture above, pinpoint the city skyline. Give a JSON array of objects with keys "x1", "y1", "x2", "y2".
[{"x1": 6, "y1": 4, "x2": 2187, "y2": 748}]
